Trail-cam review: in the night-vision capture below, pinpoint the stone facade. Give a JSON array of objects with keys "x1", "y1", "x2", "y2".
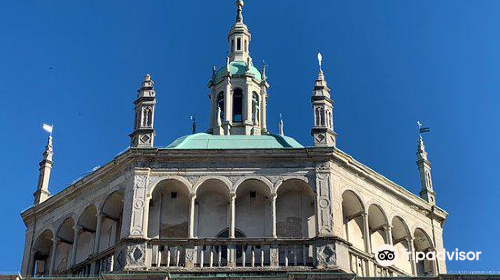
[{"x1": 19, "y1": 1, "x2": 448, "y2": 279}]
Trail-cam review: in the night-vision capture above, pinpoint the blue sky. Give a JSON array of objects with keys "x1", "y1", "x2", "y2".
[{"x1": 0, "y1": 0, "x2": 499, "y2": 273}]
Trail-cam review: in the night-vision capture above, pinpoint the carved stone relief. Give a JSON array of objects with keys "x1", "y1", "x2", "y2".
[
  {"x1": 316, "y1": 172, "x2": 333, "y2": 236},
  {"x1": 130, "y1": 175, "x2": 148, "y2": 236}
]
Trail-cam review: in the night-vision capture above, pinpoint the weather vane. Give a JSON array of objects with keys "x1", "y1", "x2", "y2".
[
  {"x1": 317, "y1": 52, "x2": 323, "y2": 70},
  {"x1": 417, "y1": 121, "x2": 430, "y2": 134}
]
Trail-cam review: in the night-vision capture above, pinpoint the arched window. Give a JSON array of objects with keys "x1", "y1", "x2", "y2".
[
  {"x1": 147, "y1": 107, "x2": 153, "y2": 127},
  {"x1": 252, "y1": 92, "x2": 259, "y2": 124},
  {"x1": 233, "y1": 88, "x2": 243, "y2": 122},
  {"x1": 328, "y1": 111, "x2": 333, "y2": 129},
  {"x1": 142, "y1": 107, "x2": 152, "y2": 127},
  {"x1": 326, "y1": 110, "x2": 330, "y2": 128},
  {"x1": 315, "y1": 108, "x2": 320, "y2": 126},
  {"x1": 231, "y1": 39, "x2": 234, "y2": 52},
  {"x1": 237, "y1": 38, "x2": 241, "y2": 51},
  {"x1": 320, "y1": 107, "x2": 325, "y2": 126},
  {"x1": 244, "y1": 39, "x2": 248, "y2": 52},
  {"x1": 217, "y1": 91, "x2": 225, "y2": 120}
]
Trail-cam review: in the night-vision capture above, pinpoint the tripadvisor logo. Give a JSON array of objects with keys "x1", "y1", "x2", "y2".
[
  {"x1": 375, "y1": 244, "x2": 482, "y2": 267},
  {"x1": 375, "y1": 244, "x2": 397, "y2": 266}
]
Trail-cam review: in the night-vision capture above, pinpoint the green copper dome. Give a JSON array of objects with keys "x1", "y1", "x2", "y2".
[
  {"x1": 215, "y1": 61, "x2": 262, "y2": 82},
  {"x1": 165, "y1": 133, "x2": 303, "y2": 149}
]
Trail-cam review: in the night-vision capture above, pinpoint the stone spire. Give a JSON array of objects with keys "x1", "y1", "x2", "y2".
[
  {"x1": 34, "y1": 135, "x2": 54, "y2": 204},
  {"x1": 417, "y1": 134, "x2": 436, "y2": 204},
  {"x1": 311, "y1": 53, "x2": 336, "y2": 147},
  {"x1": 207, "y1": 0, "x2": 268, "y2": 136},
  {"x1": 130, "y1": 74, "x2": 156, "y2": 148},
  {"x1": 228, "y1": 0, "x2": 251, "y2": 63},
  {"x1": 236, "y1": 0, "x2": 244, "y2": 23}
]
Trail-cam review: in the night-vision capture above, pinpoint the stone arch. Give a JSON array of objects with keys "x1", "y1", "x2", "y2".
[
  {"x1": 32, "y1": 229, "x2": 54, "y2": 277},
  {"x1": 195, "y1": 178, "x2": 232, "y2": 238},
  {"x1": 193, "y1": 176, "x2": 232, "y2": 195},
  {"x1": 342, "y1": 190, "x2": 366, "y2": 251},
  {"x1": 414, "y1": 227, "x2": 436, "y2": 276},
  {"x1": 235, "y1": 178, "x2": 273, "y2": 237},
  {"x1": 75, "y1": 205, "x2": 97, "y2": 264},
  {"x1": 147, "y1": 178, "x2": 191, "y2": 239},
  {"x1": 53, "y1": 217, "x2": 75, "y2": 273},
  {"x1": 97, "y1": 191, "x2": 124, "y2": 253},
  {"x1": 274, "y1": 176, "x2": 311, "y2": 194},
  {"x1": 276, "y1": 178, "x2": 315, "y2": 238},
  {"x1": 340, "y1": 186, "x2": 367, "y2": 209},
  {"x1": 232, "y1": 87, "x2": 244, "y2": 122},
  {"x1": 367, "y1": 204, "x2": 389, "y2": 254},
  {"x1": 233, "y1": 176, "x2": 273, "y2": 194},
  {"x1": 149, "y1": 176, "x2": 192, "y2": 198},
  {"x1": 392, "y1": 216, "x2": 413, "y2": 274}
]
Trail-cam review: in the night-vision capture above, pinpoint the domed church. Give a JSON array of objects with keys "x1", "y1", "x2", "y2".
[{"x1": 20, "y1": 1, "x2": 448, "y2": 279}]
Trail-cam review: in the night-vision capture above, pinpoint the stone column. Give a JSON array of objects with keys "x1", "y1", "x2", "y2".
[
  {"x1": 229, "y1": 193, "x2": 236, "y2": 238},
  {"x1": 223, "y1": 79, "x2": 232, "y2": 135},
  {"x1": 70, "y1": 226, "x2": 82, "y2": 266},
  {"x1": 27, "y1": 251, "x2": 36, "y2": 277},
  {"x1": 315, "y1": 172, "x2": 334, "y2": 236},
  {"x1": 383, "y1": 225, "x2": 393, "y2": 245},
  {"x1": 361, "y1": 212, "x2": 372, "y2": 254},
  {"x1": 261, "y1": 92, "x2": 267, "y2": 132},
  {"x1": 93, "y1": 213, "x2": 104, "y2": 254},
  {"x1": 270, "y1": 194, "x2": 277, "y2": 238},
  {"x1": 188, "y1": 194, "x2": 197, "y2": 238},
  {"x1": 242, "y1": 84, "x2": 249, "y2": 123},
  {"x1": 110, "y1": 220, "x2": 118, "y2": 246},
  {"x1": 407, "y1": 237, "x2": 418, "y2": 275},
  {"x1": 49, "y1": 237, "x2": 59, "y2": 275}
]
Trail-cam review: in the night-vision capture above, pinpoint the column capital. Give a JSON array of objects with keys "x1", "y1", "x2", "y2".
[
  {"x1": 189, "y1": 193, "x2": 197, "y2": 199},
  {"x1": 73, "y1": 225, "x2": 83, "y2": 232},
  {"x1": 52, "y1": 236, "x2": 60, "y2": 244},
  {"x1": 383, "y1": 225, "x2": 393, "y2": 230}
]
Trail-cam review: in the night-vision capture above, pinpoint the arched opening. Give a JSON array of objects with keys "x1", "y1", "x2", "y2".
[
  {"x1": 76, "y1": 206, "x2": 97, "y2": 264},
  {"x1": 391, "y1": 216, "x2": 412, "y2": 274},
  {"x1": 414, "y1": 228, "x2": 436, "y2": 276},
  {"x1": 320, "y1": 107, "x2": 325, "y2": 126},
  {"x1": 252, "y1": 92, "x2": 260, "y2": 125},
  {"x1": 148, "y1": 179, "x2": 190, "y2": 239},
  {"x1": 54, "y1": 218, "x2": 75, "y2": 273},
  {"x1": 276, "y1": 179, "x2": 315, "y2": 238},
  {"x1": 276, "y1": 179, "x2": 315, "y2": 265},
  {"x1": 232, "y1": 88, "x2": 243, "y2": 122},
  {"x1": 98, "y1": 191, "x2": 124, "y2": 252},
  {"x1": 237, "y1": 37, "x2": 241, "y2": 51},
  {"x1": 217, "y1": 91, "x2": 225, "y2": 121},
  {"x1": 315, "y1": 108, "x2": 320, "y2": 126},
  {"x1": 342, "y1": 190, "x2": 365, "y2": 251},
  {"x1": 235, "y1": 179, "x2": 272, "y2": 237},
  {"x1": 368, "y1": 204, "x2": 388, "y2": 254},
  {"x1": 32, "y1": 230, "x2": 54, "y2": 277},
  {"x1": 195, "y1": 179, "x2": 231, "y2": 238}
]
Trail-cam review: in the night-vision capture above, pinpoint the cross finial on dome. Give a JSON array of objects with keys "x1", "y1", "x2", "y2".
[{"x1": 236, "y1": 0, "x2": 244, "y2": 23}]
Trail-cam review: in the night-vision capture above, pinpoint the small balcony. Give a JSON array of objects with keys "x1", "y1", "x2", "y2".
[{"x1": 147, "y1": 238, "x2": 315, "y2": 270}]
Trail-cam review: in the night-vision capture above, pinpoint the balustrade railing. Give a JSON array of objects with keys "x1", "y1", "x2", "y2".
[
  {"x1": 148, "y1": 238, "x2": 315, "y2": 269},
  {"x1": 348, "y1": 247, "x2": 410, "y2": 277}
]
